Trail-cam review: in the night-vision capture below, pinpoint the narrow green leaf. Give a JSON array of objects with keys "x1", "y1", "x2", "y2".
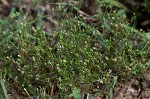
[
  {"x1": 101, "y1": 0, "x2": 128, "y2": 11},
  {"x1": 144, "y1": 33, "x2": 150, "y2": 40},
  {"x1": 109, "y1": 76, "x2": 118, "y2": 99},
  {"x1": 110, "y1": 88, "x2": 113, "y2": 99},
  {"x1": 0, "y1": 80, "x2": 9, "y2": 99},
  {"x1": 95, "y1": 34, "x2": 107, "y2": 48}
]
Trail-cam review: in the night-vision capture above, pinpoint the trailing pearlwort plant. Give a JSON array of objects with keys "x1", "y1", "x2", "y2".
[{"x1": 0, "y1": 0, "x2": 149, "y2": 98}]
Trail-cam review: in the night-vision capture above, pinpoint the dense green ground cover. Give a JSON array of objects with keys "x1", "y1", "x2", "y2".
[{"x1": 0, "y1": 0, "x2": 150, "y2": 98}]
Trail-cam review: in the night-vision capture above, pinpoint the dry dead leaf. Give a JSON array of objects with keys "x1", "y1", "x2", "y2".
[{"x1": 1, "y1": 0, "x2": 9, "y2": 6}]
